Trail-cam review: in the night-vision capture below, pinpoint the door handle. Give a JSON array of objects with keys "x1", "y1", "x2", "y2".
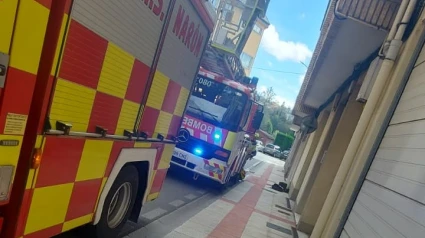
[
  {"x1": 0, "y1": 53, "x2": 10, "y2": 88},
  {"x1": 0, "y1": 65, "x2": 6, "y2": 76}
]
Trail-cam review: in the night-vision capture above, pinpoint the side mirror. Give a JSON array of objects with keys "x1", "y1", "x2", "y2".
[
  {"x1": 242, "y1": 76, "x2": 251, "y2": 84},
  {"x1": 251, "y1": 77, "x2": 259, "y2": 86},
  {"x1": 252, "y1": 111, "x2": 264, "y2": 130}
]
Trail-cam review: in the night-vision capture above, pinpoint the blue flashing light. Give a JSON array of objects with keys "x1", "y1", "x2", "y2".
[
  {"x1": 214, "y1": 133, "x2": 221, "y2": 140},
  {"x1": 194, "y1": 147, "x2": 203, "y2": 155}
]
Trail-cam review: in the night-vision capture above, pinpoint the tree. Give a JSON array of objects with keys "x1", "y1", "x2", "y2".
[
  {"x1": 265, "y1": 120, "x2": 273, "y2": 134},
  {"x1": 257, "y1": 86, "x2": 294, "y2": 138},
  {"x1": 261, "y1": 86, "x2": 276, "y2": 107},
  {"x1": 254, "y1": 90, "x2": 261, "y2": 102}
]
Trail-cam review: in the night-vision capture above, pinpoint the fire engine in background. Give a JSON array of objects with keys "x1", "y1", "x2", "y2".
[
  {"x1": 171, "y1": 59, "x2": 264, "y2": 185},
  {"x1": 0, "y1": 0, "x2": 212, "y2": 237},
  {"x1": 170, "y1": 0, "x2": 269, "y2": 186}
]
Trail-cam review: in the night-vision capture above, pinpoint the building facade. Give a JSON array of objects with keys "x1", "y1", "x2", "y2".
[
  {"x1": 208, "y1": 0, "x2": 270, "y2": 76},
  {"x1": 241, "y1": 17, "x2": 269, "y2": 75},
  {"x1": 287, "y1": 0, "x2": 425, "y2": 237}
]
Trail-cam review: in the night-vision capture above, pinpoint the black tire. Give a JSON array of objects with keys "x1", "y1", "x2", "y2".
[{"x1": 95, "y1": 164, "x2": 139, "y2": 238}]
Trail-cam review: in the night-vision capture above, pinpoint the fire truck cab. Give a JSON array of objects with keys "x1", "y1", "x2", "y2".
[{"x1": 171, "y1": 66, "x2": 264, "y2": 185}]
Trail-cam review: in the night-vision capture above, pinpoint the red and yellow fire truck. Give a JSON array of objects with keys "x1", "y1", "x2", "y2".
[
  {"x1": 0, "y1": 0, "x2": 213, "y2": 237},
  {"x1": 171, "y1": 46, "x2": 264, "y2": 185}
]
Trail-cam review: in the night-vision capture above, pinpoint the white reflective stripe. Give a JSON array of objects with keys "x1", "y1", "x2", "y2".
[
  {"x1": 199, "y1": 70, "x2": 216, "y2": 80},
  {"x1": 200, "y1": 133, "x2": 208, "y2": 141},
  {"x1": 187, "y1": 128, "x2": 194, "y2": 136}
]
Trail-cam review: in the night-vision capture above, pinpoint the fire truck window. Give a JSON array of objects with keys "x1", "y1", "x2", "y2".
[{"x1": 187, "y1": 76, "x2": 248, "y2": 131}]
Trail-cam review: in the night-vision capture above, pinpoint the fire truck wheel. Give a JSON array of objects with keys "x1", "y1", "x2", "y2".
[{"x1": 95, "y1": 164, "x2": 139, "y2": 238}]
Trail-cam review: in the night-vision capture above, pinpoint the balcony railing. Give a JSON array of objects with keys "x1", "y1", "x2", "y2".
[{"x1": 336, "y1": 0, "x2": 402, "y2": 30}]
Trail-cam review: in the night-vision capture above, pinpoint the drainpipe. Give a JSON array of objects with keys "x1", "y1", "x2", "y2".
[{"x1": 310, "y1": 0, "x2": 417, "y2": 237}]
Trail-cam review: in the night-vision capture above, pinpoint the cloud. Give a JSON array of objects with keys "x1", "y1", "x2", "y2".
[
  {"x1": 261, "y1": 25, "x2": 313, "y2": 62},
  {"x1": 275, "y1": 95, "x2": 295, "y2": 108}
]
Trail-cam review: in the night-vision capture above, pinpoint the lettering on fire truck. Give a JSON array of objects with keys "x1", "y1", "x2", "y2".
[
  {"x1": 172, "y1": 4, "x2": 205, "y2": 57},
  {"x1": 182, "y1": 116, "x2": 213, "y2": 134},
  {"x1": 144, "y1": 0, "x2": 166, "y2": 21}
]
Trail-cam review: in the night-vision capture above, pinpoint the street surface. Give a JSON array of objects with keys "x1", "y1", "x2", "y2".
[{"x1": 58, "y1": 152, "x2": 291, "y2": 238}]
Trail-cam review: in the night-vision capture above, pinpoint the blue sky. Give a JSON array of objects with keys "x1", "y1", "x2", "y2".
[{"x1": 250, "y1": 0, "x2": 329, "y2": 108}]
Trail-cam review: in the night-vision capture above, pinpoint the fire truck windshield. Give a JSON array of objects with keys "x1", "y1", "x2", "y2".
[{"x1": 187, "y1": 75, "x2": 248, "y2": 131}]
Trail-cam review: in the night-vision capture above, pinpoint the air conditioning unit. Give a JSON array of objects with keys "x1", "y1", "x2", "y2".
[{"x1": 357, "y1": 56, "x2": 383, "y2": 103}]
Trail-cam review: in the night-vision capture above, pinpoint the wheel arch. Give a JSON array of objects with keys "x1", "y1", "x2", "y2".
[
  {"x1": 127, "y1": 160, "x2": 149, "y2": 222},
  {"x1": 93, "y1": 148, "x2": 157, "y2": 225}
]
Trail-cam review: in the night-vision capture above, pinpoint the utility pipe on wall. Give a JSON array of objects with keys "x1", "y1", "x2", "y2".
[{"x1": 311, "y1": 0, "x2": 417, "y2": 237}]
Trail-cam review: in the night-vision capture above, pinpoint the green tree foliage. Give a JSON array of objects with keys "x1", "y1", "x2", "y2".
[
  {"x1": 261, "y1": 86, "x2": 276, "y2": 107},
  {"x1": 274, "y1": 132, "x2": 294, "y2": 150},
  {"x1": 265, "y1": 120, "x2": 273, "y2": 134},
  {"x1": 258, "y1": 87, "x2": 294, "y2": 136}
]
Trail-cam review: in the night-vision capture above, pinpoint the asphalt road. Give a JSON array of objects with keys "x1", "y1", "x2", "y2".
[{"x1": 58, "y1": 152, "x2": 281, "y2": 237}]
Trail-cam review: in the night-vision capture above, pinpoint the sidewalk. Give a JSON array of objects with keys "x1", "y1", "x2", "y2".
[{"x1": 155, "y1": 162, "x2": 307, "y2": 238}]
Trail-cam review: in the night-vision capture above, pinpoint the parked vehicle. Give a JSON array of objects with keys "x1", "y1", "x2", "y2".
[
  {"x1": 264, "y1": 143, "x2": 282, "y2": 157},
  {"x1": 273, "y1": 145, "x2": 282, "y2": 158},
  {"x1": 264, "y1": 143, "x2": 275, "y2": 155},
  {"x1": 282, "y1": 150, "x2": 290, "y2": 160},
  {"x1": 256, "y1": 140, "x2": 264, "y2": 152},
  {"x1": 0, "y1": 1, "x2": 213, "y2": 237}
]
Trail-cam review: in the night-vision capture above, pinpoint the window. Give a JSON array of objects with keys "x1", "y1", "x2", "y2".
[
  {"x1": 240, "y1": 52, "x2": 253, "y2": 69},
  {"x1": 187, "y1": 76, "x2": 248, "y2": 131},
  {"x1": 253, "y1": 24, "x2": 262, "y2": 34},
  {"x1": 224, "y1": 3, "x2": 232, "y2": 10},
  {"x1": 210, "y1": 0, "x2": 220, "y2": 9},
  {"x1": 222, "y1": 3, "x2": 233, "y2": 21}
]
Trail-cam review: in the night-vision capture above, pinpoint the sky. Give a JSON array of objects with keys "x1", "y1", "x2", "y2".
[{"x1": 250, "y1": 0, "x2": 329, "y2": 108}]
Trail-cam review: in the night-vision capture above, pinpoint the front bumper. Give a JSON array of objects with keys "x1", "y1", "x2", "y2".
[{"x1": 171, "y1": 148, "x2": 226, "y2": 183}]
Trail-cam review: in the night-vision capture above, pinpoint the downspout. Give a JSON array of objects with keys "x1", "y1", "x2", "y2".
[
  {"x1": 334, "y1": 11, "x2": 425, "y2": 237},
  {"x1": 310, "y1": 0, "x2": 417, "y2": 237}
]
